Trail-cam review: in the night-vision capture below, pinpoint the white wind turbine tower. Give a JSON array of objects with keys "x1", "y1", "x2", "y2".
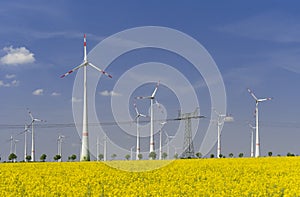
[
  {"x1": 248, "y1": 123, "x2": 255, "y2": 157},
  {"x1": 214, "y1": 109, "x2": 234, "y2": 158},
  {"x1": 61, "y1": 34, "x2": 112, "y2": 161},
  {"x1": 163, "y1": 129, "x2": 174, "y2": 159},
  {"x1": 134, "y1": 103, "x2": 146, "y2": 160},
  {"x1": 57, "y1": 134, "x2": 65, "y2": 162},
  {"x1": 136, "y1": 81, "x2": 160, "y2": 156},
  {"x1": 18, "y1": 124, "x2": 31, "y2": 161},
  {"x1": 247, "y1": 88, "x2": 272, "y2": 157},
  {"x1": 159, "y1": 121, "x2": 167, "y2": 160},
  {"x1": 28, "y1": 109, "x2": 44, "y2": 162}
]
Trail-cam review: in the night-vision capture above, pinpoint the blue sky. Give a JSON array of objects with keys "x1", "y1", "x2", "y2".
[{"x1": 0, "y1": 1, "x2": 300, "y2": 161}]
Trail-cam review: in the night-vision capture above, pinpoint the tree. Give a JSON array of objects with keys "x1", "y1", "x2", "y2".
[
  {"x1": 71, "y1": 154, "x2": 76, "y2": 161},
  {"x1": 40, "y1": 154, "x2": 47, "y2": 162},
  {"x1": 8, "y1": 153, "x2": 17, "y2": 162},
  {"x1": 210, "y1": 154, "x2": 214, "y2": 158},
  {"x1": 174, "y1": 153, "x2": 178, "y2": 159},
  {"x1": 53, "y1": 155, "x2": 61, "y2": 162},
  {"x1": 111, "y1": 153, "x2": 117, "y2": 160},
  {"x1": 238, "y1": 153, "x2": 244, "y2": 158},
  {"x1": 268, "y1": 152, "x2": 273, "y2": 157},
  {"x1": 138, "y1": 153, "x2": 143, "y2": 160},
  {"x1": 149, "y1": 151, "x2": 157, "y2": 160},
  {"x1": 219, "y1": 154, "x2": 223, "y2": 158},
  {"x1": 125, "y1": 154, "x2": 130, "y2": 160},
  {"x1": 98, "y1": 154, "x2": 104, "y2": 161},
  {"x1": 287, "y1": 152, "x2": 295, "y2": 157},
  {"x1": 229, "y1": 153, "x2": 234, "y2": 158},
  {"x1": 195, "y1": 152, "x2": 202, "y2": 158},
  {"x1": 26, "y1": 155, "x2": 31, "y2": 162},
  {"x1": 162, "y1": 152, "x2": 168, "y2": 160}
]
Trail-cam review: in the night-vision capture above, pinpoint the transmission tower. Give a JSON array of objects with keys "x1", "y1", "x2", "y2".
[{"x1": 178, "y1": 107, "x2": 204, "y2": 159}]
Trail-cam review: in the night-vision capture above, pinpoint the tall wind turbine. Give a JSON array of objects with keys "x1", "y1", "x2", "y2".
[
  {"x1": 136, "y1": 81, "x2": 160, "y2": 156},
  {"x1": 214, "y1": 109, "x2": 234, "y2": 158},
  {"x1": 61, "y1": 34, "x2": 112, "y2": 161},
  {"x1": 159, "y1": 121, "x2": 167, "y2": 160},
  {"x1": 248, "y1": 123, "x2": 255, "y2": 157},
  {"x1": 134, "y1": 103, "x2": 146, "y2": 160},
  {"x1": 247, "y1": 88, "x2": 272, "y2": 157},
  {"x1": 28, "y1": 109, "x2": 44, "y2": 162}
]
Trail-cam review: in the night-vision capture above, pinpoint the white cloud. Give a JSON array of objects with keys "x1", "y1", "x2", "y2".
[
  {"x1": 32, "y1": 88, "x2": 43, "y2": 96},
  {"x1": 71, "y1": 97, "x2": 82, "y2": 103},
  {"x1": 51, "y1": 92, "x2": 61, "y2": 96},
  {"x1": 99, "y1": 90, "x2": 122, "y2": 97},
  {"x1": 11, "y1": 80, "x2": 19, "y2": 87},
  {"x1": 0, "y1": 79, "x2": 19, "y2": 87},
  {"x1": 0, "y1": 80, "x2": 10, "y2": 87},
  {"x1": 5, "y1": 74, "x2": 16, "y2": 79},
  {"x1": 0, "y1": 46, "x2": 35, "y2": 65}
]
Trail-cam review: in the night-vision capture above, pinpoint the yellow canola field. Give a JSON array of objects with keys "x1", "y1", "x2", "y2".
[{"x1": 0, "y1": 157, "x2": 300, "y2": 196}]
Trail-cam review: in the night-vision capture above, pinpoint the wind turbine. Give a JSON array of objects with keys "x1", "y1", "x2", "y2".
[
  {"x1": 28, "y1": 109, "x2": 44, "y2": 162},
  {"x1": 159, "y1": 121, "x2": 167, "y2": 160},
  {"x1": 17, "y1": 124, "x2": 31, "y2": 161},
  {"x1": 214, "y1": 109, "x2": 234, "y2": 158},
  {"x1": 57, "y1": 134, "x2": 65, "y2": 162},
  {"x1": 134, "y1": 103, "x2": 146, "y2": 160},
  {"x1": 163, "y1": 130, "x2": 174, "y2": 159},
  {"x1": 136, "y1": 81, "x2": 160, "y2": 157},
  {"x1": 61, "y1": 34, "x2": 112, "y2": 161},
  {"x1": 247, "y1": 88, "x2": 272, "y2": 157},
  {"x1": 248, "y1": 123, "x2": 255, "y2": 157}
]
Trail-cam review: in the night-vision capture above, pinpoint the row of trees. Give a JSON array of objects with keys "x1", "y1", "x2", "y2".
[
  {"x1": 4, "y1": 151, "x2": 298, "y2": 162},
  {"x1": 5, "y1": 153, "x2": 77, "y2": 162}
]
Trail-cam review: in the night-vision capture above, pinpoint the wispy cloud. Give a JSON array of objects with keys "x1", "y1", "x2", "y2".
[
  {"x1": 100, "y1": 90, "x2": 122, "y2": 97},
  {"x1": 5, "y1": 74, "x2": 16, "y2": 79},
  {"x1": 51, "y1": 92, "x2": 61, "y2": 96},
  {"x1": 32, "y1": 89, "x2": 44, "y2": 96},
  {"x1": 0, "y1": 79, "x2": 19, "y2": 87},
  {"x1": 0, "y1": 46, "x2": 35, "y2": 65},
  {"x1": 217, "y1": 11, "x2": 300, "y2": 43}
]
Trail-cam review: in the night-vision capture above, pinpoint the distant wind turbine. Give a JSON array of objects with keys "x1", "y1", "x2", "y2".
[
  {"x1": 57, "y1": 134, "x2": 65, "y2": 162},
  {"x1": 28, "y1": 108, "x2": 44, "y2": 162},
  {"x1": 17, "y1": 124, "x2": 31, "y2": 161},
  {"x1": 247, "y1": 88, "x2": 272, "y2": 157},
  {"x1": 214, "y1": 109, "x2": 234, "y2": 158},
  {"x1": 61, "y1": 34, "x2": 112, "y2": 161},
  {"x1": 134, "y1": 103, "x2": 146, "y2": 160},
  {"x1": 136, "y1": 81, "x2": 160, "y2": 157},
  {"x1": 248, "y1": 123, "x2": 255, "y2": 157}
]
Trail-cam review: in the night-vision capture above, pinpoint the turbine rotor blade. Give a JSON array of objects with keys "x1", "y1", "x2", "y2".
[
  {"x1": 135, "y1": 96, "x2": 151, "y2": 99},
  {"x1": 258, "y1": 97, "x2": 272, "y2": 102},
  {"x1": 60, "y1": 63, "x2": 86, "y2": 78},
  {"x1": 27, "y1": 108, "x2": 34, "y2": 121},
  {"x1": 247, "y1": 88, "x2": 258, "y2": 100},
  {"x1": 151, "y1": 81, "x2": 160, "y2": 98},
  {"x1": 88, "y1": 63, "x2": 112, "y2": 78}
]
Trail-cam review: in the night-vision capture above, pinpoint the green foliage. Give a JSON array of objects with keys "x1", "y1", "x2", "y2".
[
  {"x1": 98, "y1": 154, "x2": 103, "y2": 161},
  {"x1": 195, "y1": 152, "x2": 202, "y2": 158},
  {"x1": 53, "y1": 155, "x2": 61, "y2": 161},
  {"x1": 239, "y1": 153, "x2": 244, "y2": 158},
  {"x1": 162, "y1": 152, "x2": 168, "y2": 160},
  {"x1": 125, "y1": 154, "x2": 130, "y2": 160},
  {"x1": 210, "y1": 154, "x2": 214, "y2": 158},
  {"x1": 149, "y1": 152, "x2": 157, "y2": 160},
  {"x1": 268, "y1": 152, "x2": 273, "y2": 157},
  {"x1": 138, "y1": 154, "x2": 143, "y2": 160},
  {"x1": 40, "y1": 154, "x2": 47, "y2": 162},
  {"x1": 229, "y1": 153, "x2": 234, "y2": 158},
  {"x1": 8, "y1": 153, "x2": 17, "y2": 162},
  {"x1": 25, "y1": 155, "x2": 31, "y2": 162}
]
